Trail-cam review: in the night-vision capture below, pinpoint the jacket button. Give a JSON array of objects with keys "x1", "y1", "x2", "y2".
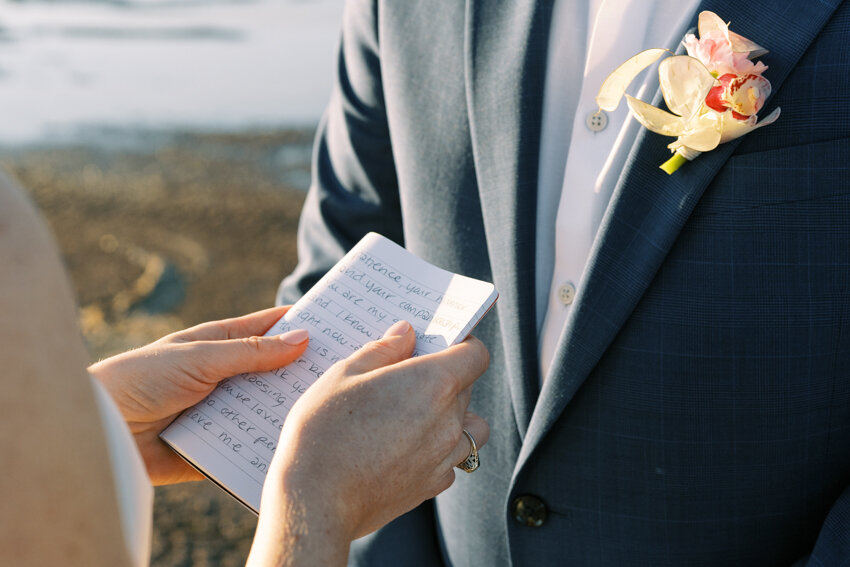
[{"x1": 512, "y1": 495, "x2": 547, "y2": 527}]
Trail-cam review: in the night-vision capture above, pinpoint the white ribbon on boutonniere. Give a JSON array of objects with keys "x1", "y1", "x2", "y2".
[{"x1": 595, "y1": 10, "x2": 780, "y2": 174}]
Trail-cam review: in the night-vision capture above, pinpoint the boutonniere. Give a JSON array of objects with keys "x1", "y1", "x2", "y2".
[{"x1": 596, "y1": 11, "x2": 780, "y2": 174}]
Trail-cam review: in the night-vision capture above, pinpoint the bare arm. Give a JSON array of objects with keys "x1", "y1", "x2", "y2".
[{"x1": 248, "y1": 321, "x2": 490, "y2": 566}]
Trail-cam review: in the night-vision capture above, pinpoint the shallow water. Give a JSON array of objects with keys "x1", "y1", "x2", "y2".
[{"x1": 0, "y1": 0, "x2": 342, "y2": 143}]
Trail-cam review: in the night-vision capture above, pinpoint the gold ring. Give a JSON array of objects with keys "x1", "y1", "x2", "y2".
[{"x1": 456, "y1": 429, "x2": 479, "y2": 473}]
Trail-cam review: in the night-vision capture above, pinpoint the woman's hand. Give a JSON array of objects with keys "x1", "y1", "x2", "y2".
[
  {"x1": 88, "y1": 306, "x2": 309, "y2": 485},
  {"x1": 249, "y1": 320, "x2": 490, "y2": 566}
]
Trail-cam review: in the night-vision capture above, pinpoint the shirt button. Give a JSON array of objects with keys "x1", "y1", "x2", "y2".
[
  {"x1": 586, "y1": 109, "x2": 608, "y2": 132},
  {"x1": 512, "y1": 495, "x2": 548, "y2": 527},
  {"x1": 557, "y1": 282, "x2": 576, "y2": 305}
]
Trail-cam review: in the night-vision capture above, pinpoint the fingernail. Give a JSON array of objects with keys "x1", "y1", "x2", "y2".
[
  {"x1": 279, "y1": 329, "x2": 309, "y2": 345},
  {"x1": 383, "y1": 320, "x2": 411, "y2": 338}
]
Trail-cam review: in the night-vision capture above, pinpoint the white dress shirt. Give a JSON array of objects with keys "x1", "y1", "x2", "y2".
[{"x1": 536, "y1": 0, "x2": 701, "y2": 381}]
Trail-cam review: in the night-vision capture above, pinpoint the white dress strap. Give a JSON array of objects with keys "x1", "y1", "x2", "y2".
[{"x1": 90, "y1": 377, "x2": 154, "y2": 567}]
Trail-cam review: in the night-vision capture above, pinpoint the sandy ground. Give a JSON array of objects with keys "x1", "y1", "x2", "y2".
[{"x1": 0, "y1": 128, "x2": 313, "y2": 566}]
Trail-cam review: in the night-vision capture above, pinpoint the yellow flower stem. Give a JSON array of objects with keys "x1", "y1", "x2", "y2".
[{"x1": 659, "y1": 152, "x2": 688, "y2": 175}]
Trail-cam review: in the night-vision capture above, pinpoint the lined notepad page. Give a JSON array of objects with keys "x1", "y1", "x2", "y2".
[{"x1": 161, "y1": 233, "x2": 498, "y2": 512}]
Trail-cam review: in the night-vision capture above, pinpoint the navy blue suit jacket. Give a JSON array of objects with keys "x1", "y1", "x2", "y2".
[{"x1": 278, "y1": 0, "x2": 850, "y2": 564}]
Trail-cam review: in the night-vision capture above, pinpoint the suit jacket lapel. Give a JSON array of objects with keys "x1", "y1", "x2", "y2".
[
  {"x1": 516, "y1": 0, "x2": 843, "y2": 469},
  {"x1": 464, "y1": 0, "x2": 554, "y2": 439}
]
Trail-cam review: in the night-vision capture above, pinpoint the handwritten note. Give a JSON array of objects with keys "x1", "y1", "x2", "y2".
[{"x1": 160, "y1": 232, "x2": 498, "y2": 512}]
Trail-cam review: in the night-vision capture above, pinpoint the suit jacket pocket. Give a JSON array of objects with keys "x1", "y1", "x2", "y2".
[{"x1": 691, "y1": 136, "x2": 850, "y2": 218}]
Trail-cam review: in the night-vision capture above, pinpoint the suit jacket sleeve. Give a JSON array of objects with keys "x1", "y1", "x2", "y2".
[
  {"x1": 797, "y1": 485, "x2": 850, "y2": 566},
  {"x1": 276, "y1": 0, "x2": 404, "y2": 305},
  {"x1": 276, "y1": 1, "x2": 444, "y2": 564}
]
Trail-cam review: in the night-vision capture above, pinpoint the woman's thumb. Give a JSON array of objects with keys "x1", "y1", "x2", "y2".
[
  {"x1": 343, "y1": 320, "x2": 416, "y2": 374},
  {"x1": 193, "y1": 328, "x2": 310, "y2": 381}
]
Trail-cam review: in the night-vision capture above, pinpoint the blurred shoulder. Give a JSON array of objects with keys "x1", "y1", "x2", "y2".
[
  {"x1": 0, "y1": 169, "x2": 60, "y2": 279},
  {"x1": 0, "y1": 170, "x2": 133, "y2": 566}
]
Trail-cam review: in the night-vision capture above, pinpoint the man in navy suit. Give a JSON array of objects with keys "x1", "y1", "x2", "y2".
[{"x1": 278, "y1": 0, "x2": 850, "y2": 564}]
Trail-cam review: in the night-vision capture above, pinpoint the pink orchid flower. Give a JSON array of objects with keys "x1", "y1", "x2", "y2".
[
  {"x1": 595, "y1": 11, "x2": 780, "y2": 174},
  {"x1": 682, "y1": 11, "x2": 768, "y2": 77},
  {"x1": 704, "y1": 72, "x2": 770, "y2": 121}
]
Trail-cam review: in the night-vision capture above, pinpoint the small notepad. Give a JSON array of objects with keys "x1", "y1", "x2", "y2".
[{"x1": 160, "y1": 232, "x2": 498, "y2": 512}]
